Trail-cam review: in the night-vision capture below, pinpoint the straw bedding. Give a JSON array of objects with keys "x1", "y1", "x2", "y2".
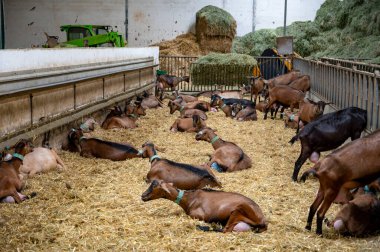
[{"x1": 0, "y1": 97, "x2": 379, "y2": 251}]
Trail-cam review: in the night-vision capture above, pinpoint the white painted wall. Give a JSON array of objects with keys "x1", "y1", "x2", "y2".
[
  {"x1": 4, "y1": 0, "x2": 126, "y2": 49},
  {"x1": 0, "y1": 47, "x2": 159, "y2": 73},
  {"x1": 255, "y1": 0, "x2": 325, "y2": 30},
  {"x1": 3, "y1": 0, "x2": 325, "y2": 49},
  {"x1": 127, "y1": 0, "x2": 254, "y2": 47}
]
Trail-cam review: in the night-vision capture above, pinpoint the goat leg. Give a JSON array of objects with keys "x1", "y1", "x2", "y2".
[{"x1": 306, "y1": 188, "x2": 323, "y2": 231}]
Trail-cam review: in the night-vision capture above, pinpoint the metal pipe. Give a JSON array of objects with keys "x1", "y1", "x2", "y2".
[{"x1": 283, "y1": 0, "x2": 287, "y2": 36}]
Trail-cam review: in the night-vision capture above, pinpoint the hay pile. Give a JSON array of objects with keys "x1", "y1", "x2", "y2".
[
  {"x1": 0, "y1": 97, "x2": 379, "y2": 251},
  {"x1": 232, "y1": 0, "x2": 380, "y2": 63},
  {"x1": 190, "y1": 53, "x2": 257, "y2": 86},
  {"x1": 151, "y1": 33, "x2": 203, "y2": 56},
  {"x1": 196, "y1": 5, "x2": 237, "y2": 54}
]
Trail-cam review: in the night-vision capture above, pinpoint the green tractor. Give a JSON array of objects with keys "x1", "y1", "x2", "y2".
[{"x1": 44, "y1": 25, "x2": 125, "y2": 48}]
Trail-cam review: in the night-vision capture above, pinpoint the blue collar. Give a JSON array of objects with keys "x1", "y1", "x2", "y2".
[
  {"x1": 79, "y1": 136, "x2": 86, "y2": 141},
  {"x1": 175, "y1": 190, "x2": 184, "y2": 204},
  {"x1": 150, "y1": 155, "x2": 160, "y2": 163},
  {"x1": 12, "y1": 153, "x2": 24, "y2": 161},
  {"x1": 179, "y1": 106, "x2": 184, "y2": 112},
  {"x1": 80, "y1": 123, "x2": 89, "y2": 131},
  {"x1": 221, "y1": 104, "x2": 227, "y2": 109}
]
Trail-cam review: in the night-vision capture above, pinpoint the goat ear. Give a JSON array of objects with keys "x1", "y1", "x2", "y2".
[{"x1": 161, "y1": 182, "x2": 172, "y2": 193}]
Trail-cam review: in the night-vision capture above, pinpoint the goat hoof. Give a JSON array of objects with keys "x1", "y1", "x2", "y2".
[{"x1": 305, "y1": 225, "x2": 311, "y2": 231}]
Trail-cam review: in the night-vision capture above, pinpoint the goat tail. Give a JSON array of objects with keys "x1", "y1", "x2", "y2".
[
  {"x1": 300, "y1": 162, "x2": 320, "y2": 183},
  {"x1": 289, "y1": 134, "x2": 300, "y2": 145}
]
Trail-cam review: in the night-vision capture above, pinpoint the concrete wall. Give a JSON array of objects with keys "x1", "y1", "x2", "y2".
[
  {"x1": 255, "y1": 0, "x2": 325, "y2": 30},
  {"x1": 3, "y1": 0, "x2": 325, "y2": 48},
  {"x1": 128, "y1": 0, "x2": 254, "y2": 47},
  {"x1": 4, "y1": 0, "x2": 126, "y2": 49}
]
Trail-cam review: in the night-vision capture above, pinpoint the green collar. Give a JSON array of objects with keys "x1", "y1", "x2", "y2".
[
  {"x1": 179, "y1": 106, "x2": 184, "y2": 112},
  {"x1": 12, "y1": 153, "x2": 24, "y2": 161},
  {"x1": 210, "y1": 135, "x2": 220, "y2": 144},
  {"x1": 150, "y1": 155, "x2": 160, "y2": 163},
  {"x1": 80, "y1": 123, "x2": 89, "y2": 131},
  {"x1": 221, "y1": 104, "x2": 227, "y2": 109},
  {"x1": 175, "y1": 190, "x2": 184, "y2": 204},
  {"x1": 129, "y1": 114, "x2": 137, "y2": 118},
  {"x1": 79, "y1": 136, "x2": 86, "y2": 141}
]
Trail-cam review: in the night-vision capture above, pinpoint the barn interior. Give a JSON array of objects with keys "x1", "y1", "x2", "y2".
[{"x1": 0, "y1": 0, "x2": 379, "y2": 251}]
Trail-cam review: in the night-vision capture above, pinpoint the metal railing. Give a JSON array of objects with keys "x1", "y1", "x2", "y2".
[
  {"x1": 294, "y1": 58, "x2": 380, "y2": 131},
  {"x1": 158, "y1": 55, "x2": 291, "y2": 92},
  {"x1": 319, "y1": 57, "x2": 380, "y2": 74}
]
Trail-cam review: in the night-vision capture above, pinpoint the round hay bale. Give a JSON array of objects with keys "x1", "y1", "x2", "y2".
[{"x1": 196, "y1": 5, "x2": 237, "y2": 53}]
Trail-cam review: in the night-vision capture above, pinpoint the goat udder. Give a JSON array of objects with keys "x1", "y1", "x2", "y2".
[
  {"x1": 233, "y1": 222, "x2": 251, "y2": 232},
  {"x1": 309, "y1": 152, "x2": 320, "y2": 163},
  {"x1": 1, "y1": 196, "x2": 15, "y2": 203},
  {"x1": 333, "y1": 219, "x2": 346, "y2": 233}
]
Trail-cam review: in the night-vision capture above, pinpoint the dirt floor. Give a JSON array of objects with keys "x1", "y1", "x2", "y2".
[{"x1": 0, "y1": 96, "x2": 379, "y2": 251}]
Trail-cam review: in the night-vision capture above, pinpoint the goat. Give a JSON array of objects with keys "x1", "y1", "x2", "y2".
[
  {"x1": 170, "y1": 114, "x2": 206, "y2": 133},
  {"x1": 210, "y1": 94, "x2": 254, "y2": 107},
  {"x1": 156, "y1": 74, "x2": 189, "y2": 100},
  {"x1": 299, "y1": 129, "x2": 380, "y2": 235},
  {"x1": 168, "y1": 100, "x2": 210, "y2": 114},
  {"x1": 210, "y1": 95, "x2": 233, "y2": 117},
  {"x1": 231, "y1": 104, "x2": 257, "y2": 121},
  {"x1": 195, "y1": 128, "x2": 252, "y2": 172},
  {"x1": 68, "y1": 129, "x2": 140, "y2": 160},
  {"x1": 263, "y1": 85, "x2": 305, "y2": 120},
  {"x1": 0, "y1": 139, "x2": 34, "y2": 203},
  {"x1": 288, "y1": 75, "x2": 311, "y2": 93},
  {"x1": 19, "y1": 147, "x2": 67, "y2": 180},
  {"x1": 324, "y1": 189, "x2": 380, "y2": 236},
  {"x1": 139, "y1": 143, "x2": 221, "y2": 189},
  {"x1": 296, "y1": 99, "x2": 330, "y2": 133},
  {"x1": 141, "y1": 180, "x2": 267, "y2": 232},
  {"x1": 139, "y1": 91, "x2": 163, "y2": 109},
  {"x1": 80, "y1": 118, "x2": 97, "y2": 133},
  {"x1": 290, "y1": 107, "x2": 367, "y2": 181}
]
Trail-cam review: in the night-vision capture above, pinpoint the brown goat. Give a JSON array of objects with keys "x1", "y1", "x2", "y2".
[
  {"x1": 156, "y1": 74, "x2": 190, "y2": 99},
  {"x1": 289, "y1": 75, "x2": 311, "y2": 93},
  {"x1": 195, "y1": 128, "x2": 252, "y2": 172},
  {"x1": 231, "y1": 104, "x2": 257, "y2": 121},
  {"x1": 139, "y1": 91, "x2": 163, "y2": 109},
  {"x1": 297, "y1": 99, "x2": 330, "y2": 133},
  {"x1": 264, "y1": 85, "x2": 305, "y2": 120},
  {"x1": 210, "y1": 95, "x2": 233, "y2": 117},
  {"x1": 168, "y1": 100, "x2": 210, "y2": 114},
  {"x1": 170, "y1": 115, "x2": 206, "y2": 133},
  {"x1": 300, "y1": 129, "x2": 380, "y2": 235},
  {"x1": 141, "y1": 180, "x2": 267, "y2": 232},
  {"x1": 246, "y1": 77, "x2": 266, "y2": 103},
  {"x1": 139, "y1": 143, "x2": 221, "y2": 189},
  {"x1": 0, "y1": 139, "x2": 34, "y2": 203},
  {"x1": 270, "y1": 71, "x2": 302, "y2": 87},
  {"x1": 325, "y1": 190, "x2": 380, "y2": 236},
  {"x1": 101, "y1": 106, "x2": 136, "y2": 129},
  {"x1": 179, "y1": 108, "x2": 208, "y2": 121},
  {"x1": 68, "y1": 129, "x2": 140, "y2": 160}
]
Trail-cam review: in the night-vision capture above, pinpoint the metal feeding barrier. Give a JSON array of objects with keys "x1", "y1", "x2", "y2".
[{"x1": 293, "y1": 58, "x2": 380, "y2": 131}]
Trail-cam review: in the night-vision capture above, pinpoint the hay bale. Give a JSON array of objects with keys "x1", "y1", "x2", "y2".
[
  {"x1": 151, "y1": 33, "x2": 203, "y2": 56},
  {"x1": 196, "y1": 5, "x2": 237, "y2": 54},
  {"x1": 190, "y1": 53, "x2": 257, "y2": 86}
]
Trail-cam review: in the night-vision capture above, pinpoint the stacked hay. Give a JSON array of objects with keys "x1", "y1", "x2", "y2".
[
  {"x1": 190, "y1": 53, "x2": 257, "y2": 86},
  {"x1": 196, "y1": 5, "x2": 237, "y2": 54},
  {"x1": 0, "y1": 97, "x2": 379, "y2": 251},
  {"x1": 232, "y1": 0, "x2": 380, "y2": 63},
  {"x1": 151, "y1": 33, "x2": 203, "y2": 56}
]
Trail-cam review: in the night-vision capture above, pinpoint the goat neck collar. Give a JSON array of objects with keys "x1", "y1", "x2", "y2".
[
  {"x1": 175, "y1": 190, "x2": 185, "y2": 204},
  {"x1": 79, "y1": 136, "x2": 86, "y2": 141},
  {"x1": 210, "y1": 135, "x2": 220, "y2": 144},
  {"x1": 12, "y1": 153, "x2": 24, "y2": 161},
  {"x1": 179, "y1": 106, "x2": 184, "y2": 112},
  {"x1": 150, "y1": 154, "x2": 160, "y2": 163},
  {"x1": 221, "y1": 103, "x2": 227, "y2": 109},
  {"x1": 80, "y1": 123, "x2": 89, "y2": 131},
  {"x1": 129, "y1": 114, "x2": 137, "y2": 118}
]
